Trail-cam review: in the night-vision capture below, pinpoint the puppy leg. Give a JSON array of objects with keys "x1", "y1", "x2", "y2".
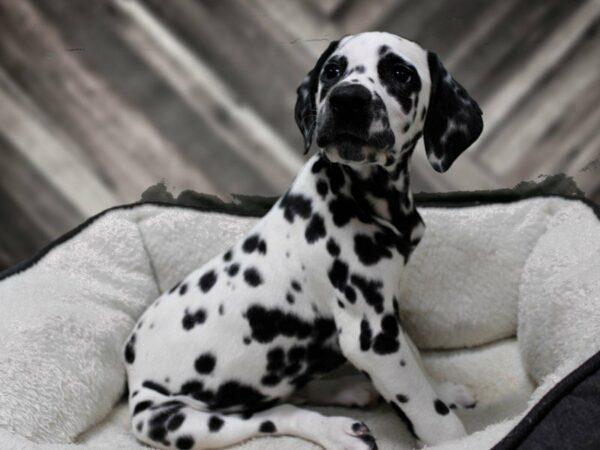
[
  {"x1": 130, "y1": 387, "x2": 377, "y2": 450},
  {"x1": 336, "y1": 312, "x2": 467, "y2": 446},
  {"x1": 404, "y1": 334, "x2": 476, "y2": 410},
  {"x1": 293, "y1": 375, "x2": 380, "y2": 408}
]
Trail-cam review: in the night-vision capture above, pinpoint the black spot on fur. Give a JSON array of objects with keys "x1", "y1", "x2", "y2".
[
  {"x1": 360, "y1": 434, "x2": 378, "y2": 449},
  {"x1": 311, "y1": 157, "x2": 326, "y2": 173},
  {"x1": 344, "y1": 286, "x2": 357, "y2": 303},
  {"x1": 133, "y1": 400, "x2": 153, "y2": 415},
  {"x1": 243, "y1": 235, "x2": 260, "y2": 253},
  {"x1": 350, "y1": 274, "x2": 384, "y2": 313},
  {"x1": 219, "y1": 304, "x2": 225, "y2": 315},
  {"x1": 180, "y1": 380, "x2": 211, "y2": 400},
  {"x1": 243, "y1": 267, "x2": 263, "y2": 287},
  {"x1": 226, "y1": 263, "x2": 240, "y2": 277},
  {"x1": 166, "y1": 413, "x2": 185, "y2": 431},
  {"x1": 279, "y1": 192, "x2": 312, "y2": 223},
  {"x1": 261, "y1": 374, "x2": 282, "y2": 386},
  {"x1": 223, "y1": 250, "x2": 233, "y2": 262},
  {"x1": 360, "y1": 319, "x2": 372, "y2": 351},
  {"x1": 378, "y1": 53, "x2": 422, "y2": 114},
  {"x1": 396, "y1": 394, "x2": 409, "y2": 403},
  {"x1": 182, "y1": 308, "x2": 207, "y2": 330},
  {"x1": 390, "y1": 401, "x2": 417, "y2": 439},
  {"x1": 325, "y1": 164, "x2": 345, "y2": 194},
  {"x1": 329, "y1": 195, "x2": 356, "y2": 227},
  {"x1": 314, "y1": 318, "x2": 336, "y2": 341},
  {"x1": 213, "y1": 381, "x2": 269, "y2": 411},
  {"x1": 195, "y1": 353, "x2": 216, "y2": 374},
  {"x1": 245, "y1": 305, "x2": 312, "y2": 343},
  {"x1": 199, "y1": 270, "x2": 217, "y2": 293},
  {"x1": 354, "y1": 234, "x2": 393, "y2": 265},
  {"x1": 148, "y1": 426, "x2": 167, "y2": 442},
  {"x1": 258, "y1": 240, "x2": 267, "y2": 254},
  {"x1": 260, "y1": 420, "x2": 277, "y2": 433},
  {"x1": 179, "y1": 283, "x2": 188, "y2": 295},
  {"x1": 286, "y1": 292, "x2": 295, "y2": 304},
  {"x1": 143, "y1": 380, "x2": 170, "y2": 396},
  {"x1": 208, "y1": 415, "x2": 224, "y2": 432},
  {"x1": 124, "y1": 333, "x2": 136, "y2": 364},
  {"x1": 175, "y1": 435, "x2": 195, "y2": 449},
  {"x1": 288, "y1": 346, "x2": 306, "y2": 362},
  {"x1": 305, "y1": 213, "x2": 326, "y2": 243},
  {"x1": 326, "y1": 238, "x2": 340, "y2": 256},
  {"x1": 148, "y1": 402, "x2": 184, "y2": 443},
  {"x1": 291, "y1": 280, "x2": 302, "y2": 292},
  {"x1": 337, "y1": 299, "x2": 345, "y2": 308},
  {"x1": 434, "y1": 399, "x2": 450, "y2": 415},
  {"x1": 373, "y1": 314, "x2": 400, "y2": 354},
  {"x1": 316, "y1": 179, "x2": 328, "y2": 198},
  {"x1": 328, "y1": 259, "x2": 349, "y2": 292},
  {"x1": 267, "y1": 347, "x2": 285, "y2": 372}
]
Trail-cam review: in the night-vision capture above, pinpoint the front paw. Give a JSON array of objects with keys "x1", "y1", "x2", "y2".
[{"x1": 320, "y1": 418, "x2": 378, "y2": 450}]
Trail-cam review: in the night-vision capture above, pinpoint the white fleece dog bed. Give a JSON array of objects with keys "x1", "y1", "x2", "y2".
[{"x1": 1, "y1": 194, "x2": 599, "y2": 450}]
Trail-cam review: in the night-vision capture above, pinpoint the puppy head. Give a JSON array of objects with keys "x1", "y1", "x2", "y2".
[{"x1": 295, "y1": 32, "x2": 483, "y2": 172}]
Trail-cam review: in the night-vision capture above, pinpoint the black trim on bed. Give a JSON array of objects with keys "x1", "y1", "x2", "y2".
[
  {"x1": 1, "y1": 190, "x2": 599, "y2": 450},
  {"x1": 2, "y1": 190, "x2": 597, "y2": 283},
  {"x1": 493, "y1": 348, "x2": 600, "y2": 450}
]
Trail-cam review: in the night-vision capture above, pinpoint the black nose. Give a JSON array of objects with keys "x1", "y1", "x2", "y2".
[{"x1": 329, "y1": 85, "x2": 372, "y2": 113}]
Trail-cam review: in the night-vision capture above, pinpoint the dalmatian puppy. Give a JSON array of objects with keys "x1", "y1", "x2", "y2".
[{"x1": 124, "y1": 31, "x2": 483, "y2": 450}]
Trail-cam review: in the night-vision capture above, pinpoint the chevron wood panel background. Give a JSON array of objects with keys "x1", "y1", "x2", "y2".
[{"x1": 0, "y1": 0, "x2": 599, "y2": 270}]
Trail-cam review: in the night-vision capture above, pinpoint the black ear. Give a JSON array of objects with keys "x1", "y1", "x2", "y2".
[
  {"x1": 423, "y1": 52, "x2": 483, "y2": 172},
  {"x1": 294, "y1": 40, "x2": 340, "y2": 154}
]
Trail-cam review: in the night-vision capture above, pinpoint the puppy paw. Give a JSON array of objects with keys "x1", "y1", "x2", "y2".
[
  {"x1": 320, "y1": 418, "x2": 378, "y2": 450},
  {"x1": 435, "y1": 381, "x2": 477, "y2": 409}
]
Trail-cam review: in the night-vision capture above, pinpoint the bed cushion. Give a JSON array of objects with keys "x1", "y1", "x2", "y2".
[{"x1": 0, "y1": 194, "x2": 598, "y2": 449}]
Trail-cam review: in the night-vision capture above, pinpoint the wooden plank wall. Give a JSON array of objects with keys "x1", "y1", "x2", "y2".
[{"x1": 0, "y1": 0, "x2": 598, "y2": 270}]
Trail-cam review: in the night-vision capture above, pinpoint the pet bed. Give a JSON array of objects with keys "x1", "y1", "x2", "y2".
[{"x1": 1, "y1": 191, "x2": 599, "y2": 450}]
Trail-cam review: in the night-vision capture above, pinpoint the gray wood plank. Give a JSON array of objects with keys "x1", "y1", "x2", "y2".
[
  {"x1": 28, "y1": 0, "x2": 283, "y2": 196},
  {"x1": 141, "y1": 0, "x2": 310, "y2": 151},
  {"x1": 0, "y1": 132, "x2": 83, "y2": 270}
]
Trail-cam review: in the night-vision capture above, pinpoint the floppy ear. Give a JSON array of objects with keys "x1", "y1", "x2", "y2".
[
  {"x1": 294, "y1": 40, "x2": 340, "y2": 154},
  {"x1": 423, "y1": 52, "x2": 483, "y2": 172}
]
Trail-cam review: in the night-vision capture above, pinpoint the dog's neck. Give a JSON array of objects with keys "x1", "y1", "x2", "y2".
[{"x1": 306, "y1": 153, "x2": 425, "y2": 260}]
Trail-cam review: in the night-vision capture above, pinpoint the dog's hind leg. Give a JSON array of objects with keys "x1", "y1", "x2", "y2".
[{"x1": 129, "y1": 387, "x2": 378, "y2": 450}]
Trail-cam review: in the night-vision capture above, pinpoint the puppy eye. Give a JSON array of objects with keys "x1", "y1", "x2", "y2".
[
  {"x1": 323, "y1": 63, "x2": 342, "y2": 81},
  {"x1": 393, "y1": 64, "x2": 412, "y2": 83}
]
